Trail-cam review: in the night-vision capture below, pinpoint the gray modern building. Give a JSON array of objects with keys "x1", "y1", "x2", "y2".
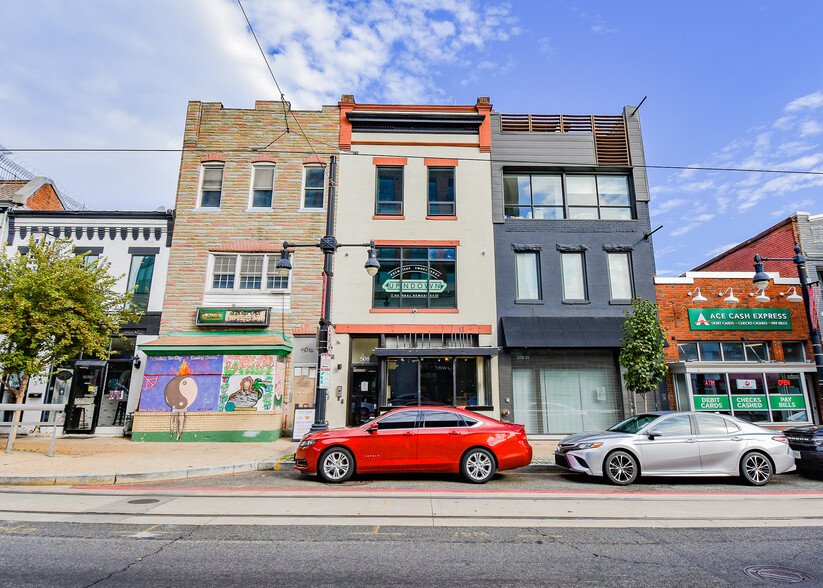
[{"x1": 490, "y1": 107, "x2": 659, "y2": 435}]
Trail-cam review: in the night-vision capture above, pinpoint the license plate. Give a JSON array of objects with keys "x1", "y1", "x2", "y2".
[{"x1": 792, "y1": 450, "x2": 801, "y2": 459}]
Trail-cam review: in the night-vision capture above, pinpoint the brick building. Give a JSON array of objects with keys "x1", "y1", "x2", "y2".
[
  {"x1": 656, "y1": 272, "x2": 819, "y2": 427},
  {"x1": 133, "y1": 100, "x2": 339, "y2": 442}
]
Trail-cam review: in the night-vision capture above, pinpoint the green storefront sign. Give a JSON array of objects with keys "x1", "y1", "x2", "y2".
[
  {"x1": 695, "y1": 396, "x2": 730, "y2": 410},
  {"x1": 688, "y1": 308, "x2": 791, "y2": 331},
  {"x1": 732, "y1": 395, "x2": 765, "y2": 410},
  {"x1": 768, "y1": 395, "x2": 806, "y2": 410}
]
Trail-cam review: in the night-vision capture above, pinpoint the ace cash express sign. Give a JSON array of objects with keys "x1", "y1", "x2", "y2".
[{"x1": 688, "y1": 308, "x2": 791, "y2": 331}]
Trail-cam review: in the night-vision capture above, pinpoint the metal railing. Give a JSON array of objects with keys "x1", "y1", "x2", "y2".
[{"x1": 0, "y1": 403, "x2": 66, "y2": 456}]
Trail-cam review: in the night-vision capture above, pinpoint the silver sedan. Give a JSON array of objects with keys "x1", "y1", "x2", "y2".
[{"x1": 555, "y1": 411, "x2": 796, "y2": 486}]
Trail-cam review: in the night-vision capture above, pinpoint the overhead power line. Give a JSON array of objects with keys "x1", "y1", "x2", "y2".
[{"x1": 4, "y1": 147, "x2": 823, "y2": 177}]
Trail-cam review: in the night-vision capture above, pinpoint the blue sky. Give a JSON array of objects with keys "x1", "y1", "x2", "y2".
[{"x1": 1, "y1": 0, "x2": 822, "y2": 275}]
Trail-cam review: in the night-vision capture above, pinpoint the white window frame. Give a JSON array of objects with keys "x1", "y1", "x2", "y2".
[
  {"x1": 301, "y1": 165, "x2": 326, "y2": 210},
  {"x1": 198, "y1": 163, "x2": 225, "y2": 208},
  {"x1": 207, "y1": 253, "x2": 290, "y2": 293},
  {"x1": 248, "y1": 163, "x2": 276, "y2": 209},
  {"x1": 514, "y1": 251, "x2": 541, "y2": 301}
]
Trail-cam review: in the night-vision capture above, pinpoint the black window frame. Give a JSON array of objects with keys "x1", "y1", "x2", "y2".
[
  {"x1": 373, "y1": 246, "x2": 457, "y2": 309},
  {"x1": 560, "y1": 251, "x2": 588, "y2": 302},
  {"x1": 502, "y1": 171, "x2": 635, "y2": 220},
  {"x1": 375, "y1": 166, "x2": 404, "y2": 216},
  {"x1": 427, "y1": 166, "x2": 456, "y2": 216}
]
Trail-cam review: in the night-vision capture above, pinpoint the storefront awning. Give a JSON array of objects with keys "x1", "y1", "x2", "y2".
[
  {"x1": 501, "y1": 316, "x2": 625, "y2": 348},
  {"x1": 138, "y1": 331, "x2": 292, "y2": 356}
]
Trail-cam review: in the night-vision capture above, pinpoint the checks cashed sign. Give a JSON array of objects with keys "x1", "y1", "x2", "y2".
[{"x1": 688, "y1": 308, "x2": 791, "y2": 331}]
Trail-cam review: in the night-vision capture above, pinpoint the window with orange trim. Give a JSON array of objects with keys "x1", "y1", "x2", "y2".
[{"x1": 373, "y1": 246, "x2": 456, "y2": 309}]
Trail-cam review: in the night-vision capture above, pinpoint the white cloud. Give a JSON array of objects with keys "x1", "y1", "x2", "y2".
[
  {"x1": 706, "y1": 242, "x2": 739, "y2": 258},
  {"x1": 786, "y1": 90, "x2": 823, "y2": 112},
  {"x1": 800, "y1": 120, "x2": 823, "y2": 137},
  {"x1": 653, "y1": 198, "x2": 688, "y2": 214}
]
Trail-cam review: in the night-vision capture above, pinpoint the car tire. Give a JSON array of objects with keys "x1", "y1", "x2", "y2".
[
  {"x1": 461, "y1": 447, "x2": 496, "y2": 484},
  {"x1": 740, "y1": 451, "x2": 773, "y2": 486},
  {"x1": 317, "y1": 447, "x2": 354, "y2": 483},
  {"x1": 603, "y1": 450, "x2": 639, "y2": 486}
]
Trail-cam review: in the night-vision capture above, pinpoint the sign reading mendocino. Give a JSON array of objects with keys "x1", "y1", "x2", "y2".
[{"x1": 687, "y1": 308, "x2": 791, "y2": 331}]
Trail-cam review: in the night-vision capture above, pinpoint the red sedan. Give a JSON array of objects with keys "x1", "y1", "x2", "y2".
[{"x1": 295, "y1": 406, "x2": 532, "y2": 484}]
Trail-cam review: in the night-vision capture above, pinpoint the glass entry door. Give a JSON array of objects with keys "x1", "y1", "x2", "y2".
[
  {"x1": 349, "y1": 368, "x2": 377, "y2": 426},
  {"x1": 64, "y1": 362, "x2": 107, "y2": 434}
]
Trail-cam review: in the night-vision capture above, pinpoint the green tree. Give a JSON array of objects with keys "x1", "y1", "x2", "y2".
[
  {"x1": 619, "y1": 296, "x2": 668, "y2": 413},
  {"x1": 0, "y1": 236, "x2": 140, "y2": 451}
]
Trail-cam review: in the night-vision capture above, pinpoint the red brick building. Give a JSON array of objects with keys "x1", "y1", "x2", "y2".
[{"x1": 656, "y1": 272, "x2": 819, "y2": 427}]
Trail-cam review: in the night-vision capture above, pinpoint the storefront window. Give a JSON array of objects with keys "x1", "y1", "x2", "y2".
[
  {"x1": 729, "y1": 374, "x2": 769, "y2": 423},
  {"x1": 373, "y1": 246, "x2": 456, "y2": 309},
  {"x1": 385, "y1": 356, "x2": 487, "y2": 408},
  {"x1": 690, "y1": 373, "x2": 730, "y2": 413},
  {"x1": 765, "y1": 373, "x2": 807, "y2": 423},
  {"x1": 676, "y1": 340, "x2": 769, "y2": 361},
  {"x1": 744, "y1": 342, "x2": 769, "y2": 361}
]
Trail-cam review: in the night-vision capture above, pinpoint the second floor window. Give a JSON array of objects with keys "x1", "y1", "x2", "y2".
[
  {"x1": 607, "y1": 252, "x2": 634, "y2": 300},
  {"x1": 128, "y1": 254, "x2": 155, "y2": 311},
  {"x1": 200, "y1": 164, "x2": 224, "y2": 208},
  {"x1": 303, "y1": 166, "x2": 325, "y2": 209},
  {"x1": 503, "y1": 173, "x2": 633, "y2": 220},
  {"x1": 560, "y1": 252, "x2": 587, "y2": 301},
  {"x1": 373, "y1": 246, "x2": 456, "y2": 308},
  {"x1": 375, "y1": 166, "x2": 404, "y2": 216},
  {"x1": 211, "y1": 254, "x2": 289, "y2": 292},
  {"x1": 428, "y1": 167, "x2": 455, "y2": 216},
  {"x1": 251, "y1": 164, "x2": 275, "y2": 208},
  {"x1": 515, "y1": 252, "x2": 541, "y2": 300}
]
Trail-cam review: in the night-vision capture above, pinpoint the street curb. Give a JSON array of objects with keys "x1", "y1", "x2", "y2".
[{"x1": 0, "y1": 449, "x2": 299, "y2": 486}]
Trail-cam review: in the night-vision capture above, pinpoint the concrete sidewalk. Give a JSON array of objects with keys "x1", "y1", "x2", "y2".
[{"x1": 0, "y1": 434, "x2": 558, "y2": 485}]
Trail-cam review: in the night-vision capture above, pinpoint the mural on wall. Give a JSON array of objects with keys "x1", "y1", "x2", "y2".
[
  {"x1": 139, "y1": 354, "x2": 286, "y2": 424},
  {"x1": 219, "y1": 355, "x2": 282, "y2": 412}
]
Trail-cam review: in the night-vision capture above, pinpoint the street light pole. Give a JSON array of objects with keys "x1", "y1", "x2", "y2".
[
  {"x1": 753, "y1": 245, "x2": 823, "y2": 421},
  {"x1": 275, "y1": 155, "x2": 380, "y2": 433}
]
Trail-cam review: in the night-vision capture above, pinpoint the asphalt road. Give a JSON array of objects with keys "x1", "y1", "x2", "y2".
[
  {"x1": 0, "y1": 522, "x2": 820, "y2": 587},
  {"x1": 140, "y1": 463, "x2": 823, "y2": 493}
]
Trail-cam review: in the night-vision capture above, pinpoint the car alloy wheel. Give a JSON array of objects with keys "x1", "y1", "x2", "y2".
[
  {"x1": 741, "y1": 451, "x2": 773, "y2": 486},
  {"x1": 604, "y1": 450, "x2": 638, "y2": 485},
  {"x1": 318, "y1": 447, "x2": 354, "y2": 483},
  {"x1": 461, "y1": 448, "x2": 496, "y2": 484}
]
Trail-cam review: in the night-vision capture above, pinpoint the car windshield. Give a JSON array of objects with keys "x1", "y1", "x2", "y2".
[{"x1": 607, "y1": 414, "x2": 660, "y2": 434}]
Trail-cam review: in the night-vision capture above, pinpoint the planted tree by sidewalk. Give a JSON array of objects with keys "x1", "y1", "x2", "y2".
[
  {"x1": 0, "y1": 236, "x2": 140, "y2": 451},
  {"x1": 618, "y1": 296, "x2": 668, "y2": 413}
]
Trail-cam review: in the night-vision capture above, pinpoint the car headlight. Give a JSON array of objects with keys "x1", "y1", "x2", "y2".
[
  {"x1": 298, "y1": 439, "x2": 317, "y2": 447},
  {"x1": 572, "y1": 442, "x2": 603, "y2": 450}
]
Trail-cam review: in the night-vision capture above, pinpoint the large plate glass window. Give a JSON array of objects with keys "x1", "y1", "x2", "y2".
[
  {"x1": 200, "y1": 163, "x2": 224, "y2": 208},
  {"x1": 303, "y1": 166, "x2": 325, "y2": 209},
  {"x1": 251, "y1": 164, "x2": 274, "y2": 208},
  {"x1": 729, "y1": 374, "x2": 769, "y2": 423},
  {"x1": 560, "y1": 252, "x2": 587, "y2": 301},
  {"x1": 765, "y1": 372, "x2": 806, "y2": 422},
  {"x1": 607, "y1": 252, "x2": 633, "y2": 300},
  {"x1": 373, "y1": 246, "x2": 456, "y2": 309},
  {"x1": 385, "y1": 356, "x2": 488, "y2": 408},
  {"x1": 502, "y1": 173, "x2": 633, "y2": 219},
  {"x1": 515, "y1": 252, "x2": 541, "y2": 300},
  {"x1": 375, "y1": 166, "x2": 403, "y2": 215},
  {"x1": 427, "y1": 167, "x2": 455, "y2": 216}
]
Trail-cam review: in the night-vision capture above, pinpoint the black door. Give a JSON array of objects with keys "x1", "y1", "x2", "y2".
[
  {"x1": 64, "y1": 361, "x2": 107, "y2": 434},
  {"x1": 349, "y1": 368, "x2": 377, "y2": 426}
]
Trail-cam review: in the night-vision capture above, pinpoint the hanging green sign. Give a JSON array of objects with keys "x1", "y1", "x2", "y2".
[
  {"x1": 732, "y1": 395, "x2": 766, "y2": 410},
  {"x1": 688, "y1": 308, "x2": 791, "y2": 331},
  {"x1": 768, "y1": 395, "x2": 806, "y2": 410},
  {"x1": 694, "y1": 395, "x2": 730, "y2": 410}
]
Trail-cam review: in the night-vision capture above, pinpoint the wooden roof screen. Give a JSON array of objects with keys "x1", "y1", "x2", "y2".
[{"x1": 499, "y1": 113, "x2": 630, "y2": 165}]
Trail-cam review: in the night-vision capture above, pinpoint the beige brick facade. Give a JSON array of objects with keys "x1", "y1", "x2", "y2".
[{"x1": 162, "y1": 100, "x2": 339, "y2": 336}]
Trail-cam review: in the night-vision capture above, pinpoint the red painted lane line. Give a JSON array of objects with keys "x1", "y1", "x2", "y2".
[{"x1": 79, "y1": 485, "x2": 823, "y2": 496}]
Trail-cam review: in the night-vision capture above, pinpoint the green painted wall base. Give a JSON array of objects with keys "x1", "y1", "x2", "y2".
[{"x1": 131, "y1": 429, "x2": 281, "y2": 442}]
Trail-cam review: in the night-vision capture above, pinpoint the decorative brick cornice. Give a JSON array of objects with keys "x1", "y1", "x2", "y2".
[
  {"x1": 302, "y1": 155, "x2": 326, "y2": 165},
  {"x1": 251, "y1": 155, "x2": 277, "y2": 163},
  {"x1": 200, "y1": 152, "x2": 226, "y2": 163},
  {"x1": 210, "y1": 239, "x2": 280, "y2": 253}
]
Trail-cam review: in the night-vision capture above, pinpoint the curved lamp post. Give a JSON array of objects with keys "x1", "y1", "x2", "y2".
[
  {"x1": 275, "y1": 155, "x2": 379, "y2": 433},
  {"x1": 752, "y1": 245, "x2": 823, "y2": 421}
]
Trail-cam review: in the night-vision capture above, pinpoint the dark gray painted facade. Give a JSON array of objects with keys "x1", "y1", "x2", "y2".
[{"x1": 491, "y1": 107, "x2": 661, "y2": 431}]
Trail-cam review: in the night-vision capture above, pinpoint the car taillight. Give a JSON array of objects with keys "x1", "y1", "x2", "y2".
[{"x1": 772, "y1": 436, "x2": 788, "y2": 443}]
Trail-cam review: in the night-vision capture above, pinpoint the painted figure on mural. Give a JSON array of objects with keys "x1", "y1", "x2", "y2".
[
  {"x1": 164, "y1": 374, "x2": 199, "y2": 440},
  {"x1": 227, "y1": 376, "x2": 261, "y2": 409}
]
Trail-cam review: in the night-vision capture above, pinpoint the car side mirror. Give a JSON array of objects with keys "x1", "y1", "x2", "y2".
[
  {"x1": 647, "y1": 429, "x2": 663, "y2": 439},
  {"x1": 367, "y1": 425, "x2": 378, "y2": 433}
]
